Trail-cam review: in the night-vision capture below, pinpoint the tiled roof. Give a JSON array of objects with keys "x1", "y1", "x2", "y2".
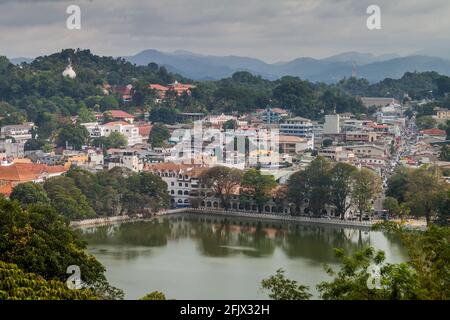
[
  {"x1": 420, "y1": 128, "x2": 446, "y2": 136},
  {"x1": 0, "y1": 163, "x2": 67, "y2": 182},
  {"x1": 149, "y1": 84, "x2": 169, "y2": 91},
  {"x1": 104, "y1": 121, "x2": 132, "y2": 126},
  {"x1": 278, "y1": 135, "x2": 306, "y2": 143},
  {"x1": 105, "y1": 110, "x2": 134, "y2": 119},
  {"x1": 137, "y1": 124, "x2": 152, "y2": 137}
]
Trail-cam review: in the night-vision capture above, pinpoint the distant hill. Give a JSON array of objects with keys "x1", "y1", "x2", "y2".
[
  {"x1": 9, "y1": 57, "x2": 33, "y2": 65},
  {"x1": 125, "y1": 49, "x2": 450, "y2": 83}
]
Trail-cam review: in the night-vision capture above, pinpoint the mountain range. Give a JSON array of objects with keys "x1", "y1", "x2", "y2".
[
  {"x1": 9, "y1": 50, "x2": 450, "y2": 83},
  {"x1": 124, "y1": 49, "x2": 450, "y2": 83}
]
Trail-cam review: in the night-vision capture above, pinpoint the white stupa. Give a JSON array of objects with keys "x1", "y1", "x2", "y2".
[{"x1": 62, "y1": 58, "x2": 76, "y2": 79}]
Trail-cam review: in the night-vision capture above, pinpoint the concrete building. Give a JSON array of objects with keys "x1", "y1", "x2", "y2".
[
  {"x1": 345, "y1": 131, "x2": 378, "y2": 143},
  {"x1": 280, "y1": 117, "x2": 314, "y2": 138},
  {"x1": 82, "y1": 121, "x2": 143, "y2": 146},
  {"x1": 144, "y1": 163, "x2": 207, "y2": 208},
  {"x1": 0, "y1": 140, "x2": 25, "y2": 158},
  {"x1": 278, "y1": 135, "x2": 314, "y2": 155},
  {"x1": 0, "y1": 123, "x2": 34, "y2": 143},
  {"x1": 323, "y1": 114, "x2": 340, "y2": 135}
]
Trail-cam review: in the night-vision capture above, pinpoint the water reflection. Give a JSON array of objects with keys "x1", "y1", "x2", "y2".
[{"x1": 79, "y1": 214, "x2": 405, "y2": 264}]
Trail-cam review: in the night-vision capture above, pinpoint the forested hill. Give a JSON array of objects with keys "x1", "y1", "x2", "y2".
[
  {"x1": 337, "y1": 71, "x2": 450, "y2": 102},
  {"x1": 1, "y1": 49, "x2": 450, "y2": 130}
]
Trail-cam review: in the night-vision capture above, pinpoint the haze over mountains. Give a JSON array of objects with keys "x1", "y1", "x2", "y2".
[
  {"x1": 124, "y1": 49, "x2": 450, "y2": 83},
  {"x1": 9, "y1": 49, "x2": 450, "y2": 84}
]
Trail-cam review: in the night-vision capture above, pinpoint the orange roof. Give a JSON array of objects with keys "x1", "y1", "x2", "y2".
[
  {"x1": 0, "y1": 163, "x2": 67, "y2": 182},
  {"x1": 105, "y1": 110, "x2": 134, "y2": 119},
  {"x1": 420, "y1": 128, "x2": 446, "y2": 136},
  {"x1": 137, "y1": 124, "x2": 152, "y2": 137},
  {"x1": 104, "y1": 121, "x2": 132, "y2": 126},
  {"x1": 149, "y1": 84, "x2": 169, "y2": 91},
  {"x1": 145, "y1": 163, "x2": 196, "y2": 172},
  {"x1": 277, "y1": 135, "x2": 306, "y2": 143}
]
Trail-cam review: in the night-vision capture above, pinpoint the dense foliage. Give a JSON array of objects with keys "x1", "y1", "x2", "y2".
[
  {"x1": 0, "y1": 261, "x2": 97, "y2": 300},
  {"x1": 64, "y1": 167, "x2": 170, "y2": 218},
  {"x1": 262, "y1": 223, "x2": 450, "y2": 300},
  {"x1": 287, "y1": 158, "x2": 381, "y2": 220},
  {"x1": 0, "y1": 198, "x2": 120, "y2": 298},
  {"x1": 386, "y1": 166, "x2": 449, "y2": 224}
]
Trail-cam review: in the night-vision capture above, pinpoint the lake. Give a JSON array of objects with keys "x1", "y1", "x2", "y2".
[{"x1": 79, "y1": 214, "x2": 408, "y2": 300}]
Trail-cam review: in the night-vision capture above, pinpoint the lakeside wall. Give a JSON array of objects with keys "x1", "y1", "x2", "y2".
[{"x1": 70, "y1": 208, "x2": 375, "y2": 229}]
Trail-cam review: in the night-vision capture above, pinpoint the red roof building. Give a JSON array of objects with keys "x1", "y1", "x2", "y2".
[
  {"x1": 0, "y1": 163, "x2": 68, "y2": 197},
  {"x1": 104, "y1": 110, "x2": 135, "y2": 123},
  {"x1": 420, "y1": 128, "x2": 446, "y2": 136}
]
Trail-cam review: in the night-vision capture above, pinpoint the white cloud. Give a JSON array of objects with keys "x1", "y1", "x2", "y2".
[{"x1": 0, "y1": 0, "x2": 449, "y2": 61}]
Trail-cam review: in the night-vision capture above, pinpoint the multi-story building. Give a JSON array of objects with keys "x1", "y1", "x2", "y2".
[
  {"x1": 258, "y1": 108, "x2": 290, "y2": 124},
  {"x1": 144, "y1": 163, "x2": 207, "y2": 208},
  {"x1": 0, "y1": 140, "x2": 25, "y2": 158},
  {"x1": 344, "y1": 144, "x2": 386, "y2": 157},
  {"x1": 280, "y1": 117, "x2": 314, "y2": 138},
  {"x1": 323, "y1": 114, "x2": 340, "y2": 135},
  {"x1": 318, "y1": 146, "x2": 355, "y2": 163},
  {"x1": 435, "y1": 108, "x2": 450, "y2": 123},
  {"x1": 0, "y1": 123, "x2": 34, "y2": 143},
  {"x1": 345, "y1": 131, "x2": 378, "y2": 143},
  {"x1": 106, "y1": 149, "x2": 143, "y2": 172},
  {"x1": 82, "y1": 121, "x2": 143, "y2": 146},
  {"x1": 278, "y1": 135, "x2": 314, "y2": 155}
]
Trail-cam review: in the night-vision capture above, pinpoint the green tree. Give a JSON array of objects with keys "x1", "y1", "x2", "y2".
[
  {"x1": 199, "y1": 166, "x2": 243, "y2": 211},
  {"x1": 140, "y1": 291, "x2": 167, "y2": 300},
  {"x1": 149, "y1": 107, "x2": 179, "y2": 124},
  {"x1": 439, "y1": 145, "x2": 450, "y2": 161},
  {"x1": 404, "y1": 166, "x2": 448, "y2": 225},
  {"x1": 317, "y1": 247, "x2": 422, "y2": 300},
  {"x1": 10, "y1": 182, "x2": 50, "y2": 208},
  {"x1": 222, "y1": 119, "x2": 237, "y2": 130},
  {"x1": 386, "y1": 167, "x2": 410, "y2": 203},
  {"x1": 78, "y1": 106, "x2": 96, "y2": 123},
  {"x1": 44, "y1": 176, "x2": 96, "y2": 220},
  {"x1": 148, "y1": 123, "x2": 170, "y2": 148},
  {"x1": 241, "y1": 169, "x2": 277, "y2": 213},
  {"x1": 56, "y1": 123, "x2": 89, "y2": 150},
  {"x1": 287, "y1": 157, "x2": 332, "y2": 216},
  {"x1": 0, "y1": 198, "x2": 121, "y2": 298},
  {"x1": 261, "y1": 269, "x2": 312, "y2": 300},
  {"x1": 351, "y1": 169, "x2": 382, "y2": 221},
  {"x1": 0, "y1": 261, "x2": 97, "y2": 300},
  {"x1": 416, "y1": 116, "x2": 436, "y2": 130},
  {"x1": 329, "y1": 163, "x2": 357, "y2": 219},
  {"x1": 99, "y1": 96, "x2": 119, "y2": 111},
  {"x1": 383, "y1": 197, "x2": 400, "y2": 216}
]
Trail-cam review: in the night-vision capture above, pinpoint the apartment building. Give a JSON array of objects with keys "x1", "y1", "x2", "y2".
[
  {"x1": 144, "y1": 163, "x2": 207, "y2": 208},
  {"x1": 280, "y1": 117, "x2": 314, "y2": 138}
]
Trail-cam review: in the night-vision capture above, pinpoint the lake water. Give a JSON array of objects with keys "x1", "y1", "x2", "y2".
[{"x1": 79, "y1": 214, "x2": 408, "y2": 300}]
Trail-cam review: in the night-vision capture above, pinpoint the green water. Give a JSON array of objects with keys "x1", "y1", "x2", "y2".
[{"x1": 79, "y1": 214, "x2": 408, "y2": 300}]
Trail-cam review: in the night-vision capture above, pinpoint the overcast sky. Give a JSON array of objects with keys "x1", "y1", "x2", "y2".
[{"x1": 1, "y1": 0, "x2": 449, "y2": 62}]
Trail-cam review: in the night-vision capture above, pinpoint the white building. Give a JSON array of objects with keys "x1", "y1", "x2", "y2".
[
  {"x1": 107, "y1": 149, "x2": 143, "y2": 172},
  {"x1": 144, "y1": 163, "x2": 208, "y2": 208},
  {"x1": 0, "y1": 123, "x2": 34, "y2": 143},
  {"x1": 81, "y1": 121, "x2": 143, "y2": 146},
  {"x1": 0, "y1": 139, "x2": 25, "y2": 158},
  {"x1": 323, "y1": 114, "x2": 340, "y2": 135},
  {"x1": 280, "y1": 117, "x2": 314, "y2": 138}
]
